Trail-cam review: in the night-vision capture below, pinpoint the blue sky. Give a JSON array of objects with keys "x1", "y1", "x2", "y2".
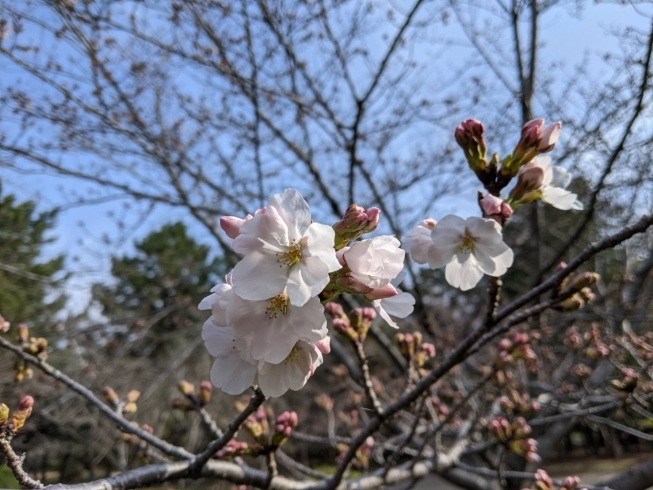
[{"x1": 1, "y1": 1, "x2": 651, "y2": 314}]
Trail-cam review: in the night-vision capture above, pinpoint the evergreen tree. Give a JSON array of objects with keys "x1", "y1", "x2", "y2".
[
  {"x1": 0, "y1": 184, "x2": 66, "y2": 329},
  {"x1": 93, "y1": 222, "x2": 227, "y2": 358}
]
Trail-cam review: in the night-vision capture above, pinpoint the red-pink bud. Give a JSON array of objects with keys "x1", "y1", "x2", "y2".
[{"x1": 220, "y1": 215, "x2": 252, "y2": 239}]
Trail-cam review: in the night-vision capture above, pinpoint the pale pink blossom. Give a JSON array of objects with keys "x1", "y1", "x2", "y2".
[
  {"x1": 427, "y1": 215, "x2": 514, "y2": 291},
  {"x1": 480, "y1": 194, "x2": 513, "y2": 224},
  {"x1": 198, "y1": 275, "x2": 234, "y2": 327},
  {"x1": 231, "y1": 189, "x2": 341, "y2": 306},
  {"x1": 227, "y1": 292, "x2": 327, "y2": 364},
  {"x1": 258, "y1": 339, "x2": 324, "y2": 397},
  {"x1": 342, "y1": 235, "x2": 405, "y2": 289},
  {"x1": 402, "y1": 218, "x2": 437, "y2": 264}
]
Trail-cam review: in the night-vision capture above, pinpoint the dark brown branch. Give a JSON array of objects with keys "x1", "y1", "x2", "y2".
[{"x1": 0, "y1": 437, "x2": 44, "y2": 489}]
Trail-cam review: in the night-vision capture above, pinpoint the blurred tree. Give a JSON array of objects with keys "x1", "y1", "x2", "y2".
[
  {"x1": 92, "y1": 222, "x2": 227, "y2": 358},
  {"x1": 0, "y1": 184, "x2": 66, "y2": 329}
]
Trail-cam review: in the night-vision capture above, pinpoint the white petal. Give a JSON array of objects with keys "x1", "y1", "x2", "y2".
[
  {"x1": 198, "y1": 293, "x2": 217, "y2": 311},
  {"x1": 202, "y1": 320, "x2": 235, "y2": 357},
  {"x1": 427, "y1": 244, "x2": 457, "y2": 270},
  {"x1": 210, "y1": 353, "x2": 257, "y2": 395},
  {"x1": 268, "y1": 189, "x2": 312, "y2": 240},
  {"x1": 233, "y1": 209, "x2": 289, "y2": 254},
  {"x1": 287, "y1": 256, "x2": 330, "y2": 306},
  {"x1": 465, "y1": 216, "x2": 502, "y2": 240},
  {"x1": 532, "y1": 157, "x2": 553, "y2": 186},
  {"x1": 231, "y1": 251, "x2": 288, "y2": 301},
  {"x1": 373, "y1": 300, "x2": 399, "y2": 328},
  {"x1": 380, "y1": 291, "x2": 415, "y2": 318},
  {"x1": 551, "y1": 166, "x2": 572, "y2": 189},
  {"x1": 541, "y1": 186, "x2": 581, "y2": 211},
  {"x1": 403, "y1": 226, "x2": 433, "y2": 264},
  {"x1": 474, "y1": 242, "x2": 513, "y2": 277},
  {"x1": 445, "y1": 254, "x2": 484, "y2": 291},
  {"x1": 304, "y1": 223, "x2": 341, "y2": 272}
]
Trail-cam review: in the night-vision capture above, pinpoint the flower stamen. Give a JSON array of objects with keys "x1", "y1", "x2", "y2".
[
  {"x1": 459, "y1": 233, "x2": 475, "y2": 254},
  {"x1": 266, "y1": 293, "x2": 290, "y2": 319},
  {"x1": 277, "y1": 239, "x2": 303, "y2": 268}
]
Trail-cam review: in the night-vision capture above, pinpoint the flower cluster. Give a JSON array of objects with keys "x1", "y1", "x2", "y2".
[
  {"x1": 201, "y1": 189, "x2": 414, "y2": 397},
  {"x1": 404, "y1": 118, "x2": 583, "y2": 291}
]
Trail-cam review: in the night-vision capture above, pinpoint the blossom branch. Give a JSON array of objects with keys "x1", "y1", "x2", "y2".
[
  {"x1": 353, "y1": 340, "x2": 383, "y2": 415},
  {"x1": 0, "y1": 437, "x2": 43, "y2": 489},
  {"x1": 0, "y1": 335, "x2": 193, "y2": 460},
  {"x1": 187, "y1": 388, "x2": 266, "y2": 475}
]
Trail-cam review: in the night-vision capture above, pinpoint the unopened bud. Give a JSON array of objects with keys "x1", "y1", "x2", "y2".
[
  {"x1": 219, "y1": 215, "x2": 252, "y2": 239},
  {"x1": 126, "y1": 390, "x2": 141, "y2": 403},
  {"x1": 10, "y1": 396, "x2": 34, "y2": 431},
  {"x1": 569, "y1": 272, "x2": 600, "y2": 291},
  {"x1": 17, "y1": 323, "x2": 29, "y2": 343},
  {"x1": 199, "y1": 381, "x2": 212, "y2": 405},
  {"x1": 325, "y1": 302, "x2": 345, "y2": 318},
  {"x1": 102, "y1": 386, "x2": 119, "y2": 405},
  {"x1": 123, "y1": 402, "x2": 138, "y2": 414},
  {"x1": 0, "y1": 403, "x2": 9, "y2": 425},
  {"x1": 454, "y1": 119, "x2": 488, "y2": 172},
  {"x1": 0, "y1": 316, "x2": 10, "y2": 333},
  {"x1": 508, "y1": 164, "x2": 544, "y2": 204},
  {"x1": 333, "y1": 204, "x2": 382, "y2": 249},
  {"x1": 177, "y1": 380, "x2": 195, "y2": 396}
]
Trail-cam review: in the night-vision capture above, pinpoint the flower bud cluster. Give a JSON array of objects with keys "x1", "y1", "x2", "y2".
[
  {"x1": 271, "y1": 411, "x2": 298, "y2": 446},
  {"x1": 490, "y1": 416, "x2": 539, "y2": 462},
  {"x1": 395, "y1": 332, "x2": 436, "y2": 368},
  {"x1": 610, "y1": 367, "x2": 639, "y2": 393},
  {"x1": 503, "y1": 119, "x2": 562, "y2": 177},
  {"x1": 217, "y1": 439, "x2": 249, "y2": 459},
  {"x1": 454, "y1": 119, "x2": 488, "y2": 175},
  {"x1": 325, "y1": 303, "x2": 377, "y2": 342},
  {"x1": 496, "y1": 332, "x2": 538, "y2": 371},
  {"x1": 521, "y1": 470, "x2": 581, "y2": 490},
  {"x1": 582, "y1": 324, "x2": 610, "y2": 360},
  {"x1": 499, "y1": 389, "x2": 540, "y2": 415},
  {"x1": 333, "y1": 204, "x2": 380, "y2": 250},
  {"x1": 171, "y1": 379, "x2": 212, "y2": 411},
  {"x1": 202, "y1": 189, "x2": 414, "y2": 397},
  {"x1": 102, "y1": 386, "x2": 141, "y2": 414},
  {"x1": 1, "y1": 396, "x2": 34, "y2": 436},
  {"x1": 556, "y1": 271, "x2": 599, "y2": 311}
]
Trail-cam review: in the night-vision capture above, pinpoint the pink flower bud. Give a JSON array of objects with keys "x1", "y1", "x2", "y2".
[
  {"x1": 538, "y1": 122, "x2": 562, "y2": 152},
  {"x1": 363, "y1": 207, "x2": 381, "y2": 233},
  {"x1": 455, "y1": 119, "x2": 487, "y2": 171},
  {"x1": 364, "y1": 283, "x2": 398, "y2": 301},
  {"x1": 18, "y1": 396, "x2": 34, "y2": 410},
  {"x1": 219, "y1": 215, "x2": 252, "y2": 239},
  {"x1": 325, "y1": 302, "x2": 345, "y2": 318},
  {"x1": 480, "y1": 194, "x2": 503, "y2": 215}
]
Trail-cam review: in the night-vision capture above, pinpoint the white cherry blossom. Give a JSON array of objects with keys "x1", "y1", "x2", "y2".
[
  {"x1": 258, "y1": 339, "x2": 323, "y2": 397},
  {"x1": 231, "y1": 189, "x2": 341, "y2": 306},
  {"x1": 202, "y1": 321, "x2": 257, "y2": 395},
  {"x1": 198, "y1": 276, "x2": 234, "y2": 327},
  {"x1": 342, "y1": 235, "x2": 405, "y2": 289},
  {"x1": 402, "y1": 218, "x2": 437, "y2": 264},
  {"x1": 427, "y1": 215, "x2": 513, "y2": 291},
  {"x1": 523, "y1": 157, "x2": 583, "y2": 211},
  {"x1": 227, "y1": 292, "x2": 327, "y2": 364}
]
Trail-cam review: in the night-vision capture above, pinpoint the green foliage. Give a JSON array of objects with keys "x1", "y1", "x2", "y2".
[
  {"x1": 0, "y1": 185, "x2": 66, "y2": 330},
  {"x1": 93, "y1": 222, "x2": 227, "y2": 358},
  {"x1": 0, "y1": 465, "x2": 20, "y2": 489}
]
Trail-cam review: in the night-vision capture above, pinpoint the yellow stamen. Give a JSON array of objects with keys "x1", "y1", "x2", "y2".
[
  {"x1": 277, "y1": 239, "x2": 303, "y2": 267},
  {"x1": 266, "y1": 293, "x2": 290, "y2": 319},
  {"x1": 283, "y1": 345, "x2": 301, "y2": 365},
  {"x1": 459, "y1": 233, "x2": 475, "y2": 254}
]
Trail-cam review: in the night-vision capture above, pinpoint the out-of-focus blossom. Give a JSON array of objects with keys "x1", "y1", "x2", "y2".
[{"x1": 402, "y1": 218, "x2": 437, "y2": 264}]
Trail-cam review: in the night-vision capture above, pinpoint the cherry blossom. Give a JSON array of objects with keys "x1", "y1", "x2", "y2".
[
  {"x1": 341, "y1": 235, "x2": 405, "y2": 289},
  {"x1": 227, "y1": 293, "x2": 327, "y2": 364},
  {"x1": 202, "y1": 321, "x2": 257, "y2": 396},
  {"x1": 258, "y1": 339, "x2": 324, "y2": 397},
  {"x1": 230, "y1": 189, "x2": 341, "y2": 306},
  {"x1": 426, "y1": 215, "x2": 514, "y2": 291},
  {"x1": 402, "y1": 218, "x2": 437, "y2": 264},
  {"x1": 519, "y1": 157, "x2": 583, "y2": 210}
]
